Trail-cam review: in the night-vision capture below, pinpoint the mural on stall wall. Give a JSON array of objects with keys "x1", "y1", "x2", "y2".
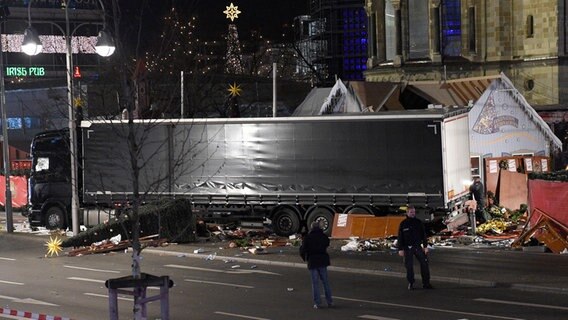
[
  {"x1": 468, "y1": 78, "x2": 550, "y2": 158},
  {"x1": 472, "y1": 93, "x2": 519, "y2": 135}
]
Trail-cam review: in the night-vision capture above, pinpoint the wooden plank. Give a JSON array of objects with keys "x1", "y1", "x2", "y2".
[
  {"x1": 331, "y1": 214, "x2": 405, "y2": 239},
  {"x1": 498, "y1": 170, "x2": 528, "y2": 210}
]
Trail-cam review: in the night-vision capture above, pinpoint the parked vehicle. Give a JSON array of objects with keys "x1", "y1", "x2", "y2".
[{"x1": 25, "y1": 108, "x2": 472, "y2": 236}]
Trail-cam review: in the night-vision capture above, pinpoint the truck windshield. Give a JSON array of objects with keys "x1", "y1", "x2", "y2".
[{"x1": 30, "y1": 132, "x2": 70, "y2": 182}]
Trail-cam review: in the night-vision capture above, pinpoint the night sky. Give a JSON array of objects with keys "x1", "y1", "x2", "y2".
[{"x1": 131, "y1": 0, "x2": 309, "y2": 42}]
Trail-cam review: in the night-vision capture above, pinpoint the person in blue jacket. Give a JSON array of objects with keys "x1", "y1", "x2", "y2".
[
  {"x1": 300, "y1": 220, "x2": 333, "y2": 309},
  {"x1": 397, "y1": 206, "x2": 433, "y2": 290}
]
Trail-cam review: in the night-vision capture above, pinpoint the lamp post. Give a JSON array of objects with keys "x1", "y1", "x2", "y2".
[
  {"x1": 23, "y1": 0, "x2": 115, "y2": 235},
  {"x1": 0, "y1": 5, "x2": 13, "y2": 233}
]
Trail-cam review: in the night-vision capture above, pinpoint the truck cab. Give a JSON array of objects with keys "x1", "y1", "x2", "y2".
[{"x1": 26, "y1": 129, "x2": 72, "y2": 229}]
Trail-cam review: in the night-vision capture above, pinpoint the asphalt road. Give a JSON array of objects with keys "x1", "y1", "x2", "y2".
[{"x1": 0, "y1": 232, "x2": 567, "y2": 320}]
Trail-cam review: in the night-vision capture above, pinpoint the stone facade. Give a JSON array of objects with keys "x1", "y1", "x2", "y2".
[{"x1": 364, "y1": 0, "x2": 568, "y2": 107}]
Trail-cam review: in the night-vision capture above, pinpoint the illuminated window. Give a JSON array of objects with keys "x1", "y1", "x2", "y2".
[
  {"x1": 342, "y1": 7, "x2": 367, "y2": 80},
  {"x1": 442, "y1": 0, "x2": 462, "y2": 56},
  {"x1": 24, "y1": 117, "x2": 42, "y2": 129},
  {"x1": 6, "y1": 118, "x2": 22, "y2": 129}
]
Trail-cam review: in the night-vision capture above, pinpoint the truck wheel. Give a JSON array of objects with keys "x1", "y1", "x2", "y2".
[
  {"x1": 272, "y1": 207, "x2": 300, "y2": 237},
  {"x1": 45, "y1": 206, "x2": 66, "y2": 230},
  {"x1": 306, "y1": 208, "x2": 334, "y2": 236},
  {"x1": 344, "y1": 205, "x2": 373, "y2": 215}
]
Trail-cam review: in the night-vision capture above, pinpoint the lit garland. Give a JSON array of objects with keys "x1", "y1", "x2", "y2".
[{"x1": 1, "y1": 34, "x2": 98, "y2": 54}]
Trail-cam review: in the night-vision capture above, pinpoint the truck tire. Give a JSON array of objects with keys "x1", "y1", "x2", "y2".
[
  {"x1": 271, "y1": 207, "x2": 301, "y2": 237},
  {"x1": 343, "y1": 205, "x2": 373, "y2": 215},
  {"x1": 306, "y1": 207, "x2": 334, "y2": 236},
  {"x1": 45, "y1": 206, "x2": 66, "y2": 230}
]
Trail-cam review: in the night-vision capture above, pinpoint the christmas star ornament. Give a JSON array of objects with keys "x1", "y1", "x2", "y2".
[
  {"x1": 223, "y1": 3, "x2": 241, "y2": 22},
  {"x1": 45, "y1": 236, "x2": 63, "y2": 257},
  {"x1": 228, "y1": 82, "x2": 242, "y2": 97}
]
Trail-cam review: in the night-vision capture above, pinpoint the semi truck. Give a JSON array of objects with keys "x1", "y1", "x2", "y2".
[{"x1": 26, "y1": 107, "x2": 472, "y2": 236}]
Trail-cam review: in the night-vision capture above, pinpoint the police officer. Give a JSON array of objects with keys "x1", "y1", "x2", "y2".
[{"x1": 397, "y1": 206, "x2": 433, "y2": 290}]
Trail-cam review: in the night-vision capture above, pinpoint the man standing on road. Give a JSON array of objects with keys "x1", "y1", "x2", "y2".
[
  {"x1": 397, "y1": 206, "x2": 433, "y2": 290},
  {"x1": 300, "y1": 220, "x2": 333, "y2": 309},
  {"x1": 469, "y1": 175, "x2": 486, "y2": 223}
]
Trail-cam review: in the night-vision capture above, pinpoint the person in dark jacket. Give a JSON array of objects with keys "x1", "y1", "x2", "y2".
[
  {"x1": 469, "y1": 175, "x2": 486, "y2": 223},
  {"x1": 300, "y1": 221, "x2": 333, "y2": 309},
  {"x1": 397, "y1": 206, "x2": 433, "y2": 290}
]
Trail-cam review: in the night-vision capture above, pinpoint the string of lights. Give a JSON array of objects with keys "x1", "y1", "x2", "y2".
[{"x1": 2, "y1": 33, "x2": 98, "y2": 54}]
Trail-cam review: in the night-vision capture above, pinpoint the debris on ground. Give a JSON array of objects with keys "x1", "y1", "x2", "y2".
[
  {"x1": 68, "y1": 234, "x2": 167, "y2": 257},
  {"x1": 340, "y1": 237, "x2": 395, "y2": 252}
]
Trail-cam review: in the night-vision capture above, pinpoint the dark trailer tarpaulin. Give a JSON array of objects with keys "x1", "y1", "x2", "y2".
[{"x1": 80, "y1": 108, "x2": 471, "y2": 210}]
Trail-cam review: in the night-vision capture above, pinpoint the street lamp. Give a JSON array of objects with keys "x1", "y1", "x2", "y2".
[
  {"x1": 23, "y1": 0, "x2": 116, "y2": 235},
  {"x1": 95, "y1": 29, "x2": 115, "y2": 57},
  {"x1": 21, "y1": 27, "x2": 42, "y2": 56},
  {"x1": 1, "y1": 5, "x2": 13, "y2": 233}
]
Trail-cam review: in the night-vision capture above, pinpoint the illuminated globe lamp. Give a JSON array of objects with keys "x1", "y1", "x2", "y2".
[
  {"x1": 21, "y1": 26, "x2": 42, "y2": 56},
  {"x1": 95, "y1": 29, "x2": 115, "y2": 57}
]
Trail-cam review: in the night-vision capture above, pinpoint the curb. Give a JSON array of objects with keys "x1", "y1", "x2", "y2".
[{"x1": 0, "y1": 307, "x2": 71, "y2": 320}]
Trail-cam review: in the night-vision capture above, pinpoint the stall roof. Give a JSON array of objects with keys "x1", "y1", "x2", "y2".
[
  {"x1": 348, "y1": 81, "x2": 404, "y2": 111},
  {"x1": 292, "y1": 87, "x2": 332, "y2": 116},
  {"x1": 292, "y1": 79, "x2": 363, "y2": 116},
  {"x1": 407, "y1": 75, "x2": 499, "y2": 107},
  {"x1": 498, "y1": 73, "x2": 563, "y2": 151}
]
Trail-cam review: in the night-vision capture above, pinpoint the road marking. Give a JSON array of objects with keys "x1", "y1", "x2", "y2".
[
  {"x1": 214, "y1": 311, "x2": 270, "y2": 320},
  {"x1": 10, "y1": 298, "x2": 58, "y2": 306},
  {"x1": 184, "y1": 279, "x2": 254, "y2": 289},
  {"x1": 70, "y1": 278, "x2": 160, "y2": 291},
  {"x1": 64, "y1": 265, "x2": 121, "y2": 273},
  {"x1": 0, "y1": 280, "x2": 23, "y2": 286},
  {"x1": 0, "y1": 257, "x2": 15, "y2": 261},
  {"x1": 67, "y1": 277, "x2": 105, "y2": 284},
  {"x1": 0, "y1": 295, "x2": 58, "y2": 306},
  {"x1": 165, "y1": 264, "x2": 280, "y2": 275},
  {"x1": 84, "y1": 293, "x2": 133, "y2": 302},
  {"x1": 359, "y1": 316, "x2": 399, "y2": 320},
  {"x1": 334, "y1": 296, "x2": 525, "y2": 320},
  {"x1": 475, "y1": 298, "x2": 568, "y2": 311}
]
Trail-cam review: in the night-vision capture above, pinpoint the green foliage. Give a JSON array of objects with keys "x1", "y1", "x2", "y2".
[
  {"x1": 528, "y1": 170, "x2": 568, "y2": 181},
  {"x1": 506, "y1": 203, "x2": 528, "y2": 222},
  {"x1": 61, "y1": 199, "x2": 196, "y2": 248}
]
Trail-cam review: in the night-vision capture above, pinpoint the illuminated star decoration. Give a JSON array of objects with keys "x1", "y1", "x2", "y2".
[
  {"x1": 45, "y1": 236, "x2": 63, "y2": 257},
  {"x1": 223, "y1": 3, "x2": 241, "y2": 22},
  {"x1": 228, "y1": 82, "x2": 242, "y2": 97}
]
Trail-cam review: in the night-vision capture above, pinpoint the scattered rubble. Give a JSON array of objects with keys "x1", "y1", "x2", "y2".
[
  {"x1": 17, "y1": 198, "x2": 566, "y2": 256},
  {"x1": 68, "y1": 234, "x2": 167, "y2": 257}
]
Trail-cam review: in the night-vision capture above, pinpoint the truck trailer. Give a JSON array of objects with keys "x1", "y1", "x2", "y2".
[{"x1": 26, "y1": 108, "x2": 472, "y2": 236}]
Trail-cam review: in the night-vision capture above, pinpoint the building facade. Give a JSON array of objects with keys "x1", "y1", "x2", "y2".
[
  {"x1": 364, "y1": 0, "x2": 568, "y2": 108},
  {"x1": 302, "y1": 0, "x2": 368, "y2": 85}
]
